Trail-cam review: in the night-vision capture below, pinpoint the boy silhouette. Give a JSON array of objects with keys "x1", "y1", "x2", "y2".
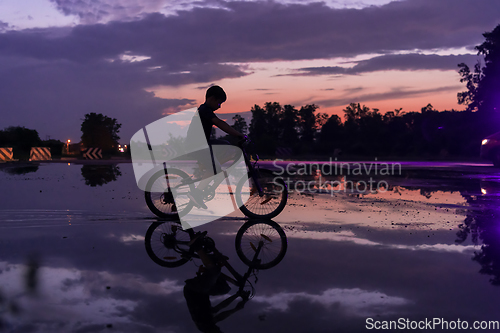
[
  {"x1": 186, "y1": 86, "x2": 246, "y2": 209},
  {"x1": 183, "y1": 232, "x2": 250, "y2": 333}
]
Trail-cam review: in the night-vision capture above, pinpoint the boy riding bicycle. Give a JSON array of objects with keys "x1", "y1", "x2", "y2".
[{"x1": 186, "y1": 86, "x2": 246, "y2": 209}]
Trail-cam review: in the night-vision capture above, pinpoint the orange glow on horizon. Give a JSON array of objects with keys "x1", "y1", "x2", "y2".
[{"x1": 147, "y1": 59, "x2": 465, "y2": 121}]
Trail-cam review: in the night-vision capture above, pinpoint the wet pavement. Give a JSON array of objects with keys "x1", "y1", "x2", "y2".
[{"x1": 1, "y1": 161, "x2": 500, "y2": 332}]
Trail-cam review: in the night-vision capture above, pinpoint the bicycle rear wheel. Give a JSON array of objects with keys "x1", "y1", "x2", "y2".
[
  {"x1": 235, "y1": 169, "x2": 288, "y2": 219},
  {"x1": 145, "y1": 221, "x2": 194, "y2": 267},
  {"x1": 235, "y1": 220, "x2": 287, "y2": 270},
  {"x1": 145, "y1": 168, "x2": 194, "y2": 218}
]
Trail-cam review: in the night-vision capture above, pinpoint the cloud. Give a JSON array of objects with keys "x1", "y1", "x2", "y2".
[
  {"x1": 316, "y1": 85, "x2": 463, "y2": 107},
  {"x1": 287, "y1": 229, "x2": 478, "y2": 254},
  {"x1": 4, "y1": 0, "x2": 500, "y2": 63},
  {"x1": 48, "y1": 0, "x2": 402, "y2": 26},
  {"x1": 0, "y1": 262, "x2": 185, "y2": 332},
  {"x1": 0, "y1": 21, "x2": 9, "y2": 32},
  {"x1": 0, "y1": 55, "x2": 202, "y2": 141},
  {"x1": 0, "y1": 49, "x2": 246, "y2": 139},
  {"x1": 290, "y1": 53, "x2": 481, "y2": 76},
  {"x1": 50, "y1": 0, "x2": 165, "y2": 24},
  {"x1": 50, "y1": 0, "x2": 215, "y2": 24},
  {"x1": 253, "y1": 288, "x2": 410, "y2": 316}
]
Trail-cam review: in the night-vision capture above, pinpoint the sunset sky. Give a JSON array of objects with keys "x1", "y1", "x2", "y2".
[{"x1": 1, "y1": 0, "x2": 499, "y2": 143}]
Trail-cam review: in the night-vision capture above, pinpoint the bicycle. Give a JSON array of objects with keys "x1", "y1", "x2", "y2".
[
  {"x1": 144, "y1": 139, "x2": 288, "y2": 220},
  {"x1": 144, "y1": 219, "x2": 288, "y2": 297}
]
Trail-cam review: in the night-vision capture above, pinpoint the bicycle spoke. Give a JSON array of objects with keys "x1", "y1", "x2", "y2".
[
  {"x1": 145, "y1": 222, "x2": 193, "y2": 267},
  {"x1": 236, "y1": 173, "x2": 287, "y2": 218},
  {"x1": 235, "y1": 220, "x2": 287, "y2": 269},
  {"x1": 145, "y1": 169, "x2": 195, "y2": 218}
]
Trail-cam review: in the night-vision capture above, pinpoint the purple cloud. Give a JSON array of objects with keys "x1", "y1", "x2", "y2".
[
  {"x1": 3, "y1": 0, "x2": 499, "y2": 63},
  {"x1": 289, "y1": 53, "x2": 481, "y2": 76},
  {"x1": 315, "y1": 86, "x2": 463, "y2": 107}
]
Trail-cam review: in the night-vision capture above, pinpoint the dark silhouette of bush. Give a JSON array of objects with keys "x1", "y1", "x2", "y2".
[{"x1": 0, "y1": 126, "x2": 41, "y2": 160}]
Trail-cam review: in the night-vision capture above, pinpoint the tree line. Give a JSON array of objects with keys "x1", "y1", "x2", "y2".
[
  {"x1": 0, "y1": 113, "x2": 121, "y2": 159},
  {"x1": 1, "y1": 101, "x2": 493, "y2": 160},
  {"x1": 220, "y1": 102, "x2": 492, "y2": 159},
  {"x1": 0, "y1": 127, "x2": 64, "y2": 159}
]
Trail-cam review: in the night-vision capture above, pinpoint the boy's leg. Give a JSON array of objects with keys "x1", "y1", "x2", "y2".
[
  {"x1": 196, "y1": 141, "x2": 230, "y2": 191},
  {"x1": 210, "y1": 139, "x2": 243, "y2": 166},
  {"x1": 189, "y1": 140, "x2": 241, "y2": 208}
]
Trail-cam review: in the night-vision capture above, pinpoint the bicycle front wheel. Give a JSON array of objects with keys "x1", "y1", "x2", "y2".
[
  {"x1": 145, "y1": 221, "x2": 194, "y2": 267},
  {"x1": 235, "y1": 169, "x2": 288, "y2": 219},
  {"x1": 235, "y1": 220, "x2": 287, "y2": 270},
  {"x1": 145, "y1": 168, "x2": 194, "y2": 218}
]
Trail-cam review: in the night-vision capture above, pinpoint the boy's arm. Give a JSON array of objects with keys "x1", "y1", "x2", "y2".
[{"x1": 212, "y1": 117, "x2": 245, "y2": 138}]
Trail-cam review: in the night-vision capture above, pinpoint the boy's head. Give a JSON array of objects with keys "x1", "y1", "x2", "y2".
[{"x1": 205, "y1": 85, "x2": 226, "y2": 111}]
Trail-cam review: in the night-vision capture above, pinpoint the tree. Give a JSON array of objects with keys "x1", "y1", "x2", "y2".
[
  {"x1": 248, "y1": 102, "x2": 284, "y2": 155},
  {"x1": 248, "y1": 102, "x2": 327, "y2": 154},
  {"x1": 218, "y1": 114, "x2": 248, "y2": 144},
  {"x1": 263, "y1": 102, "x2": 284, "y2": 142},
  {"x1": 231, "y1": 114, "x2": 248, "y2": 135},
  {"x1": 81, "y1": 113, "x2": 121, "y2": 153},
  {"x1": 342, "y1": 103, "x2": 371, "y2": 121},
  {"x1": 319, "y1": 114, "x2": 343, "y2": 153},
  {"x1": 81, "y1": 165, "x2": 122, "y2": 187},
  {"x1": 248, "y1": 104, "x2": 265, "y2": 142},
  {"x1": 458, "y1": 24, "x2": 500, "y2": 116},
  {"x1": 316, "y1": 112, "x2": 330, "y2": 129},
  {"x1": 0, "y1": 126, "x2": 41, "y2": 151},
  {"x1": 457, "y1": 61, "x2": 483, "y2": 111},
  {"x1": 280, "y1": 105, "x2": 299, "y2": 145},
  {"x1": 420, "y1": 103, "x2": 435, "y2": 113},
  {"x1": 42, "y1": 139, "x2": 64, "y2": 157},
  {"x1": 298, "y1": 104, "x2": 319, "y2": 145},
  {"x1": 248, "y1": 104, "x2": 272, "y2": 154}
]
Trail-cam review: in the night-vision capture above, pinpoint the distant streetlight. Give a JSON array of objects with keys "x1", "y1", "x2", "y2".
[{"x1": 66, "y1": 139, "x2": 71, "y2": 154}]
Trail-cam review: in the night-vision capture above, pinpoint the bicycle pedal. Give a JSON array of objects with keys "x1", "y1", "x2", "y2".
[
  {"x1": 260, "y1": 234, "x2": 272, "y2": 242},
  {"x1": 180, "y1": 178, "x2": 195, "y2": 185}
]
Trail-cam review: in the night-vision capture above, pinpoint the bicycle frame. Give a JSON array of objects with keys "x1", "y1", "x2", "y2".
[
  {"x1": 170, "y1": 233, "x2": 263, "y2": 292},
  {"x1": 171, "y1": 141, "x2": 265, "y2": 197},
  {"x1": 239, "y1": 142, "x2": 264, "y2": 196}
]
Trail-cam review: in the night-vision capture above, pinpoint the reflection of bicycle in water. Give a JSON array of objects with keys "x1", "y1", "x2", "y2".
[
  {"x1": 145, "y1": 219, "x2": 287, "y2": 271},
  {"x1": 144, "y1": 219, "x2": 287, "y2": 332},
  {"x1": 144, "y1": 139, "x2": 288, "y2": 219}
]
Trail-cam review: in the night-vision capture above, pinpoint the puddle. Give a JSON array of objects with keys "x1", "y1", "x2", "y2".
[{"x1": 1, "y1": 162, "x2": 500, "y2": 332}]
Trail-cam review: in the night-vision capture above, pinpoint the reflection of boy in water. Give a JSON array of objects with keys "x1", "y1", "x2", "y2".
[{"x1": 183, "y1": 233, "x2": 249, "y2": 333}]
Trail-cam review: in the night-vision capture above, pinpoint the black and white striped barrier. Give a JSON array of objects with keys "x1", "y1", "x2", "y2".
[
  {"x1": 161, "y1": 146, "x2": 177, "y2": 159},
  {"x1": 0, "y1": 148, "x2": 14, "y2": 161},
  {"x1": 83, "y1": 148, "x2": 103, "y2": 159},
  {"x1": 29, "y1": 147, "x2": 51, "y2": 161}
]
